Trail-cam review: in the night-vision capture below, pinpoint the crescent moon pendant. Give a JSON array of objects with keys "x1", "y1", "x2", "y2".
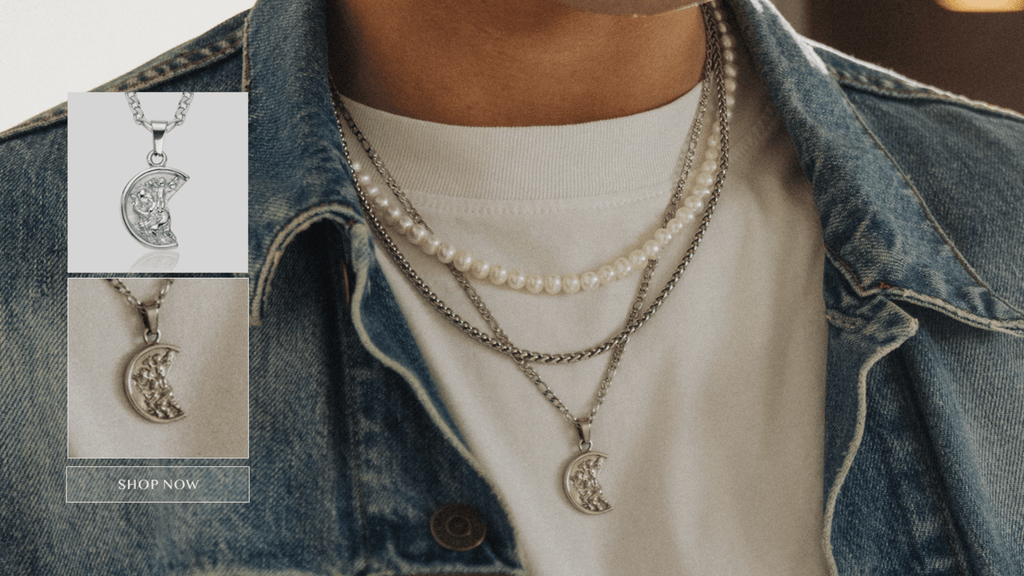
[
  {"x1": 121, "y1": 167, "x2": 189, "y2": 249},
  {"x1": 563, "y1": 451, "x2": 613, "y2": 514},
  {"x1": 124, "y1": 343, "x2": 186, "y2": 423}
]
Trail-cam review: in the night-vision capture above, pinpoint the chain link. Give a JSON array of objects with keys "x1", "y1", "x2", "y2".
[
  {"x1": 125, "y1": 92, "x2": 194, "y2": 133},
  {"x1": 330, "y1": 2, "x2": 729, "y2": 429},
  {"x1": 107, "y1": 279, "x2": 174, "y2": 311}
]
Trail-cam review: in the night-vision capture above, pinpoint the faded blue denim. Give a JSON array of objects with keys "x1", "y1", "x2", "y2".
[{"x1": 1, "y1": 0, "x2": 1023, "y2": 574}]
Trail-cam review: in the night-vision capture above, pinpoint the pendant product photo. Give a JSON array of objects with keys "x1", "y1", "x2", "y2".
[
  {"x1": 108, "y1": 279, "x2": 186, "y2": 423},
  {"x1": 120, "y1": 92, "x2": 193, "y2": 249}
]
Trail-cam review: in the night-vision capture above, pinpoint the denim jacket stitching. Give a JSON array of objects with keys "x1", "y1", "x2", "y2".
[
  {"x1": 827, "y1": 64, "x2": 1024, "y2": 123},
  {"x1": 103, "y1": 32, "x2": 243, "y2": 93},
  {"x1": 0, "y1": 25, "x2": 244, "y2": 142},
  {"x1": 822, "y1": 323, "x2": 918, "y2": 576},
  {"x1": 242, "y1": 16, "x2": 252, "y2": 92},
  {"x1": 825, "y1": 247, "x2": 1024, "y2": 334}
]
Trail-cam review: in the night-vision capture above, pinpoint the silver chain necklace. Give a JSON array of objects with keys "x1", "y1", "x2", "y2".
[
  {"x1": 107, "y1": 279, "x2": 186, "y2": 423},
  {"x1": 332, "y1": 2, "x2": 731, "y2": 514},
  {"x1": 120, "y1": 92, "x2": 194, "y2": 249}
]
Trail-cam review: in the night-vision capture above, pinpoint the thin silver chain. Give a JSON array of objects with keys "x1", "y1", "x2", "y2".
[
  {"x1": 125, "y1": 92, "x2": 194, "y2": 133},
  {"x1": 332, "y1": 4, "x2": 729, "y2": 430},
  {"x1": 107, "y1": 279, "x2": 174, "y2": 311}
]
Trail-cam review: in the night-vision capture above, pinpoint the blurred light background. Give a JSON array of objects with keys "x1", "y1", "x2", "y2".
[{"x1": 805, "y1": 0, "x2": 1023, "y2": 113}]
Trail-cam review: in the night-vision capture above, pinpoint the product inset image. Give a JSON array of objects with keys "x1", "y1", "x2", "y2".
[
  {"x1": 67, "y1": 277, "x2": 249, "y2": 458},
  {"x1": 108, "y1": 278, "x2": 186, "y2": 422},
  {"x1": 66, "y1": 91, "x2": 247, "y2": 273}
]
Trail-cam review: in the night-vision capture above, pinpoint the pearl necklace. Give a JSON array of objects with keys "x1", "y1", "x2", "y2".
[
  {"x1": 334, "y1": 0, "x2": 734, "y2": 513},
  {"x1": 343, "y1": 25, "x2": 737, "y2": 296}
]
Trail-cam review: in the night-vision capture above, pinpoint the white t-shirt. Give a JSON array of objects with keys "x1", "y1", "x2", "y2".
[{"x1": 343, "y1": 44, "x2": 828, "y2": 575}]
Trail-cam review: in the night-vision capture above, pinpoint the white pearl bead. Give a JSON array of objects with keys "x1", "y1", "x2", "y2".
[
  {"x1": 372, "y1": 195, "x2": 390, "y2": 211},
  {"x1": 667, "y1": 217, "x2": 686, "y2": 235},
  {"x1": 721, "y1": 34, "x2": 736, "y2": 50},
  {"x1": 436, "y1": 244, "x2": 457, "y2": 264},
  {"x1": 629, "y1": 249, "x2": 648, "y2": 268},
  {"x1": 349, "y1": 162, "x2": 362, "y2": 173},
  {"x1": 694, "y1": 187, "x2": 713, "y2": 199},
  {"x1": 526, "y1": 275, "x2": 545, "y2": 294},
  {"x1": 365, "y1": 185, "x2": 382, "y2": 199},
  {"x1": 562, "y1": 274, "x2": 581, "y2": 294},
  {"x1": 422, "y1": 236, "x2": 442, "y2": 256},
  {"x1": 674, "y1": 207, "x2": 696, "y2": 224},
  {"x1": 471, "y1": 259, "x2": 491, "y2": 279},
  {"x1": 407, "y1": 224, "x2": 429, "y2": 245},
  {"x1": 489, "y1": 265, "x2": 508, "y2": 286},
  {"x1": 697, "y1": 172, "x2": 715, "y2": 189},
  {"x1": 642, "y1": 239, "x2": 661, "y2": 259},
  {"x1": 598, "y1": 266, "x2": 616, "y2": 286},
  {"x1": 613, "y1": 257, "x2": 633, "y2": 278},
  {"x1": 453, "y1": 251, "x2": 473, "y2": 272},
  {"x1": 683, "y1": 195, "x2": 705, "y2": 214},
  {"x1": 544, "y1": 275, "x2": 562, "y2": 295},
  {"x1": 580, "y1": 272, "x2": 600, "y2": 292},
  {"x1": 395, "y1": 215, "x2": 415, "y2": 234},
  {"x1": 713, "y1": 9, "x2": 725, "y2": 21},
  {"x1": 357, "y1": 173, "x2": 372, "y2": 187},
  {"x1": 717, "y1": 22, "x2": 729, "y2": 35},
  {"x1": 725, "y1": 94, "x2": 736, "y2": 109},
  {"x1": 385, "y1": 204, "x2": 403, "y2": 224},
  {"x1": 723, "y1": 49, "x2": 737, "y2": 64},
  {"x1": 654, "y1": 228, "x2": 672, "y2": 247},
  {"x1": 707, "y1": 135, "x2": 720, "y2": 150},
  {"x1": 724, "y1": 63, "x2": 739, "y2": 78},
  {"x1": 507, "y1": 271, "x2": 526, "y2": 290},
  {"x1": 724, "y1": 77, "x2": 738, "y2": 95}
]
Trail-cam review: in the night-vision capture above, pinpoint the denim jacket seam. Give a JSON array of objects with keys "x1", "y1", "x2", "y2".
[
  {"x1": 822, "y1": 325, "x2": 917, "y2": 576},
  {"x1": 827, "y1": 65, "x2": 1024, "y2": 123},
  {"x1": 251, "y1": 203, "x2": 361, "y2": 325},
  {"x1": 0, "y1": 25, "x2": 244, "y2": 143},
  {"x1": 825, "y1": 246, "x2": 1024, "y2": 334},
  {"x1": 102, "y1": 30, "x2": 243, "y2": 92},
  {"x1": 242, "y1": 15, "x2": 252, "y2": 92}
]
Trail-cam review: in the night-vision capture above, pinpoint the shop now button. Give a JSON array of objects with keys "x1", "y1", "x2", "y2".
[{"x1": 67, "y1": 466, "x2": 249, "y2": 503}]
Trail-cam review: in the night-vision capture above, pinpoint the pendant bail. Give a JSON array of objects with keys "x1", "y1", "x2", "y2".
[
  {"x1": 574, "y1": 417, "x2": 593, "y2": 453},
  {"x1": 148, "y1": 120, "x2": 168, "y2": 167},
  {"x1": 141, "y1": 303, "x2": 161, "y2": 343}
]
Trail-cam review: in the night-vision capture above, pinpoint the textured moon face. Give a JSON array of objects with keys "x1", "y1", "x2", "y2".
[
  {"x1": 124, "y1": 343, "x2": 186, "y2": 423},
  {"x1": 563, "y1": 451, "x2": 613, "y2": 514},
  {"x1": 121, "y1": 167, "x2": 189, "y2": 249}
]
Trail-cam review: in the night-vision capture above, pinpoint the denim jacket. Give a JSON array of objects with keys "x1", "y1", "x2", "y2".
[{"x1": 2, "y1": 0, "x2": 1023, "y2": 574}]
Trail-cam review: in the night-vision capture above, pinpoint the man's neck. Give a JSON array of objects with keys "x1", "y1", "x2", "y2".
[{"x1": 327, "y1": 0, "x2": 707, "y2": 127}]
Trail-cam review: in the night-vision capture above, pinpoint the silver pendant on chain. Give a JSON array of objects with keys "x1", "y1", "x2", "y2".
[
  {"x1": 122, "y1": 298, "x2": 186, "y2": 423},
  {"x1": 121, "y1": 117, "x2": 189, "y2": 249},
  {"x1": 563, "y1": 418, "x2": 612, "y2": 514}
]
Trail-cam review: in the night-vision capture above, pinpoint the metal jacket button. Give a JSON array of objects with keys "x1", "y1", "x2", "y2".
[{"x1": 430, "y1": 503, "x2": 486, "y2": 551}]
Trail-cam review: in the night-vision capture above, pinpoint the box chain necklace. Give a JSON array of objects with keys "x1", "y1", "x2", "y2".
[
  {"x1": 332, "y1": 1, "x2": 734, "y2": 514},
  {"x1": 107, "y1": 278, "x2": 186, "y2": 423},
  {"x1": 120, "y1": 92, "x2": 193, "y2": 249}
]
